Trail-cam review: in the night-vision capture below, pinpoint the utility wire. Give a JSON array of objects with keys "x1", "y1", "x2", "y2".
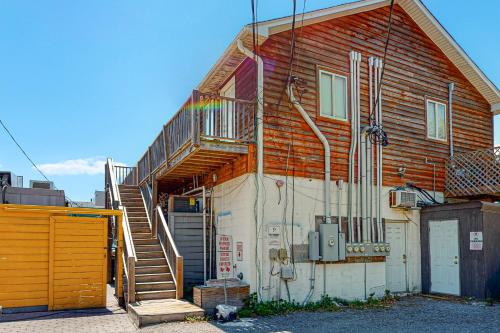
[
  {"x1": 369, "y1": 0, "x2": 395, "y2": 124},
  {"x1": 0, "y1": 118, "x2": 80, "y2": 207}
]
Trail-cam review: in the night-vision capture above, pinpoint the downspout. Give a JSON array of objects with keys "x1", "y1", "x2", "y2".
[
  {"x1": 237, "y1": 39, "x2": 264, "y2": 296},
  {"x1": 448, "y1": 83, "x2": 455, "y2": 158},
  {"x1": 287, "y1": 84, "x2": 332, "y2": 224}
]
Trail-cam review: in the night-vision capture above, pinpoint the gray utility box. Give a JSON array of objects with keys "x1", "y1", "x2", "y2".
[
  {"x1": 320, "y1": 224, "x2": 345, "y2": 261},
  {"x1": 308, "y1": 231, "x2": 320, "y2": 260}
]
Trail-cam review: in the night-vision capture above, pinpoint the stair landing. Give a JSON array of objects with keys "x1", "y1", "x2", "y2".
[{"x1": 128, "y1": 299, "x2": 204, "y2": 327}]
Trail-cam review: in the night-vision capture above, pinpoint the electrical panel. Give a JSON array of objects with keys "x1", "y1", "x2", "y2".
[
  {"x1": 308, "y1": 231, "x2": 320, "y2": 260},
  {"x1": 319, "y1": 223, "x2": 339, "y2": 261},
  {"x1": 338, "y1": 232, "x2": 346, "y2": 260},
  {"x1": 346, "y1": 243, "x2": 391, "y2": 257}
]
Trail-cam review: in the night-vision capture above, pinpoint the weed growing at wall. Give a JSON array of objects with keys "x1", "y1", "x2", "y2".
[{"x1": 239, "y1": 291, "x2": 397, "y2": 317}]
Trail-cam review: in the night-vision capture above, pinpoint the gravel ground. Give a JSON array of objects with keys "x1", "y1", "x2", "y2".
[{"x1": 1, "y1": 295, "x2": 499, "y2": 333}]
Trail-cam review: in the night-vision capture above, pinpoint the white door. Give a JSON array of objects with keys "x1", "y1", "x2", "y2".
[
  {"x1": 220, "y1": 76, "x2": 236, "y2": 139},
  {"x1": 385, "y1": 222, "x2": 408, "y2": 293},
  {"x1": 429, "y1": 220, "x2": 460, "y2": 295}
]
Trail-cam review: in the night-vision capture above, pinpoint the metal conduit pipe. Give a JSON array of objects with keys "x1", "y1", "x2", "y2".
[
  {"x1": 348, "y1": 52, "x2": 357, "y2": 243},
  {"x1": 355, "y1": 52, "x2": 362, "y2": 243},
  {"x1": 360, "y1": 127, "x2": 371, "y2": 243},
  {"x1": 448, "y1": 82, "x2": 455, "y2": 159},
  {"x1": 376, "y1": 59, "x2": 384, "y2": 243},
  {"x1": 287, "y1": 84, "x2": 332, "y2": 224},
  {"x1": 368, "y1": 57, "x2": 375, "y2": 243}
]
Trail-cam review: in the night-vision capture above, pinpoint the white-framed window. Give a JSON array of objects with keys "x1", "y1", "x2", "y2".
[
  {"x1": 319, "y1": 70, "x2": 348, "y2": 121},
  {"x1": 426, "y1": 99, "x2": 447, "y2": 141}
]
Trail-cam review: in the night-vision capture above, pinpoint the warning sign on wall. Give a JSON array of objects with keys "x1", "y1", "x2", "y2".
[
  {"x1": 216, "y1": 235, "x2": 233, "y2": 278},
  {"x1": 470, "y1": 232, "x2": 483, "y2": 251}
]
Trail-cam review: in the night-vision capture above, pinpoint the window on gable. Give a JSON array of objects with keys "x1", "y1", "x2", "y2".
[
  {"x1": 426, "y1": 100, "x2": 447, "y2": 141},
  {"x1": 319, "y1": 70, "x2": 347, "y2": 121}
]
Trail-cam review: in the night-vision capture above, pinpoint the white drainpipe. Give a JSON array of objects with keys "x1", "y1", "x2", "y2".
[
  {"x1": 287, "y1": 84, "x2": 332, "y2": 224},
  {"x1": 448, "y1": 82, "x2": 455, "y2": 159},
  {"x1": 236, "y1": 39, "x2": 264, "y2": 295}
]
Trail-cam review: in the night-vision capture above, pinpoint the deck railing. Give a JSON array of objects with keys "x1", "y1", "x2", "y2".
[
  {"x1": 445, "y1": 146, "x2": 500, "y2": 197},
  {"x1": 136, "y1": 90, "x2": 255, "y2": 183},
  {"x1": 114, "y1": 165, "x2": 137, "y2": 186},
  {"x1": 156, "y1": 205, "x2": 183, "y2": 299}
]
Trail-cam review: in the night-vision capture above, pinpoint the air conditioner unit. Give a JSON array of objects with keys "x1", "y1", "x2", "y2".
[
  {"x1": 30, "y1": 180, "x2": 55, "y2": 190},
  {"x1": 390, "y1": 190, "x2": 417, "y2": 209}
]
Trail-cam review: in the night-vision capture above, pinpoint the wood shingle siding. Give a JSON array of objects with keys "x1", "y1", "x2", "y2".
[{"x1": 254, "y1": 5, "x2": 492, "y2": 191}]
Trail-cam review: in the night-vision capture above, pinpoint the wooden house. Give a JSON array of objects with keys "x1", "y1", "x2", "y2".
[{"x1": 106, "y1": 0, "x2": 499, "y2": 306}]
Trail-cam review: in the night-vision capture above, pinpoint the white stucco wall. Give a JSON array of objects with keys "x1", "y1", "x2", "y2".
[{"x1": 212, "y1": 173, "x2": 437, "y2": 301}]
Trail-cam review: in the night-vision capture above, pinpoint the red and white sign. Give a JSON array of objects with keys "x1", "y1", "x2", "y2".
[
  {"x1": 236, "y1": 241, "x2": 243, "y2": 261},
  {"x1": 216, "y1": 235, "x2": 233, "y2": 278}
]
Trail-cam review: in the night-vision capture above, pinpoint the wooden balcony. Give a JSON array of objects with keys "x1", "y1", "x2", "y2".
[
  {"x1": 137, "y1": 90, "x2": 255, "y2": 188},
  {"x1": 445, "y1": 146, "x2": 500, "y2": 199}
]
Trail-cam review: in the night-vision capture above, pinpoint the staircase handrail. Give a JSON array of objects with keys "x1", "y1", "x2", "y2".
[
  {"x1": 106, "y1": 158, "x2": 137, "y2": 303},
  {"x1": 156, "y1": 205, "x2": 183, "y2": 299}
]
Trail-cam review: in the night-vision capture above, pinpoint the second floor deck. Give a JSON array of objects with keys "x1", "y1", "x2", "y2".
[{"x1": 136, "y1": 90, "x2": 255, "y2": 188}]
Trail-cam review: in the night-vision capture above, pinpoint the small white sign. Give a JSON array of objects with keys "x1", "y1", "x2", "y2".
[
  {"x1": 236, "y1": 241, "x2": 243, "y2": 261},
  {"x1": 216, "y1": 235, "x2": 233, "y2": 277},
  {"x1": 268, "y1": 224, "x2": 281, "y2": 236},
  {"x1": 470, "y1": 231, "x2": 483, "y2": 251}
]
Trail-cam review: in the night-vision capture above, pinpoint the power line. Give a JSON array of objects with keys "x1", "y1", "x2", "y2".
[{"x1": 0, "y1": 118, "x2": 80, "y2": 206}]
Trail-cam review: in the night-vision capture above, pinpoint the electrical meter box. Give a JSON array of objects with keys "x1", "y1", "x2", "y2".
[
  {"x1": 308, "y1": 231, "x2": 320, "y2": 260},
  {"x1": 319, "y1": 224, "x2": 340, "y2": 261}
]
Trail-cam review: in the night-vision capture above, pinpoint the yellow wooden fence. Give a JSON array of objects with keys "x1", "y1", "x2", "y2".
[{"x1": 0, "y1": 204, "x2": 123, "y2": 310}]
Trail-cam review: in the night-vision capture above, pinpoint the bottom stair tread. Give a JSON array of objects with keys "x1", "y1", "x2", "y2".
[{"x1": 128, "y1": 299, "x2": 204, "y2": 327}]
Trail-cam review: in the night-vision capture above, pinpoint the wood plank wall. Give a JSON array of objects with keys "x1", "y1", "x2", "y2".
[{"x1": 256, "y1": 5, "x2": 492, "y2": 192}]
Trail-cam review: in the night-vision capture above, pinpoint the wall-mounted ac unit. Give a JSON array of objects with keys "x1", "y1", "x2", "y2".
[
  {"x1": 30, "y1": 180, "x2": 55, "y2": 190},
  {"x1": 390, "y1": 190, "x2": 417, "y2": 209}
]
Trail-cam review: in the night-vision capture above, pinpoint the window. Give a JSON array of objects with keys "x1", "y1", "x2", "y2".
[
  {"x1": 426, "y1": 99, "x2": 447, "y2": 141},
  {"x1": 319, "y1": 70, "x2": 347, "y2": 120}
]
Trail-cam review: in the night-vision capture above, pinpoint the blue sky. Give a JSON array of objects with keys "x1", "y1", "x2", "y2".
[{"x1": 0, "y1": 0, "x2": 498, "y2": 202}]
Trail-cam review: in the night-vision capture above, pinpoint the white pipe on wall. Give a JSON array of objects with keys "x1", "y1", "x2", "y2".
[
  {"x1": 348, "y1": 52, "x2": 357, "y2": 243},
  {"x1": 448, "y1": 82, "x2": 455, "y2": 159},
  {"x1": 368, "y1": 57, "x2": 375, "y2": 243},
  {"x1": 356, "y1": 52, "x2": 362, "y2": 243},
  {"x1": 287, "y1": 84, "x2": 332, "y2": 224},
  {"x1": 236, "y1": 39, "x2": 264, "y2": 296},
  {"x1": 376, "y1": 59, "x2": 384, "y2": 243}
]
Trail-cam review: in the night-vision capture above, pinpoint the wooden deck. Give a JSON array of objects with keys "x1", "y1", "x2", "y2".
[
  {"x1": 128, "y1": 299, "x2": 204, "y2": 327},
  {"x1": 155, "y1": 138, "x2": 249, "y2": 187},
  {"x1": 135, "y1": 91, "x2": 255, "y2": 190}
]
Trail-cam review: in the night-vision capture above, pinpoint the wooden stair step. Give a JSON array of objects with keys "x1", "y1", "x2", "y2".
[
  {"x1": 136, "y1": 251, "x2": 165, "y2": 259},
  {"x1": 135, "y1": 244, "x2": 162, "y2": 252},
  {"x1": 132, "y1": 232, "x2": 153, "y2": 240},
  {"x1": 136, "y1": 258, "x2": 167, "y2": 266},
  {"x1": 135, "y1": 290, "x2": 176, "y2": 301},
  {"x1": 135, "y1": 281, "x2": 175, "y2": 292},
  {"x1": 134, "y1": 239, "x2": 160, "y2": 246},
  {"x1": 130, "y1": 226, "x2": 151, "y2": 233},
  {"x1": 135, "y1": 272, "x2": 172, "y2": 283},
  {"x1": 135, "y1": 265, "x2": 170, "y2": 274},
  {"x1": 128, "y1": 299, "x2": 205, "y2": 327}
]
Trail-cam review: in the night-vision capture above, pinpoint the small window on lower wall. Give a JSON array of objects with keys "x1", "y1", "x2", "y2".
[
  {"x1": 319, "y1": 70, "x2": 347, "y2": 121},
  {"x1": 426, "y1": 99, "x2": 447, "y2": 141}
]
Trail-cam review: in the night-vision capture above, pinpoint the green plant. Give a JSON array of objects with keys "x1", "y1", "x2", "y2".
[{"x1": 185, "y1": 315, "x2": 209, "y2": 322}]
